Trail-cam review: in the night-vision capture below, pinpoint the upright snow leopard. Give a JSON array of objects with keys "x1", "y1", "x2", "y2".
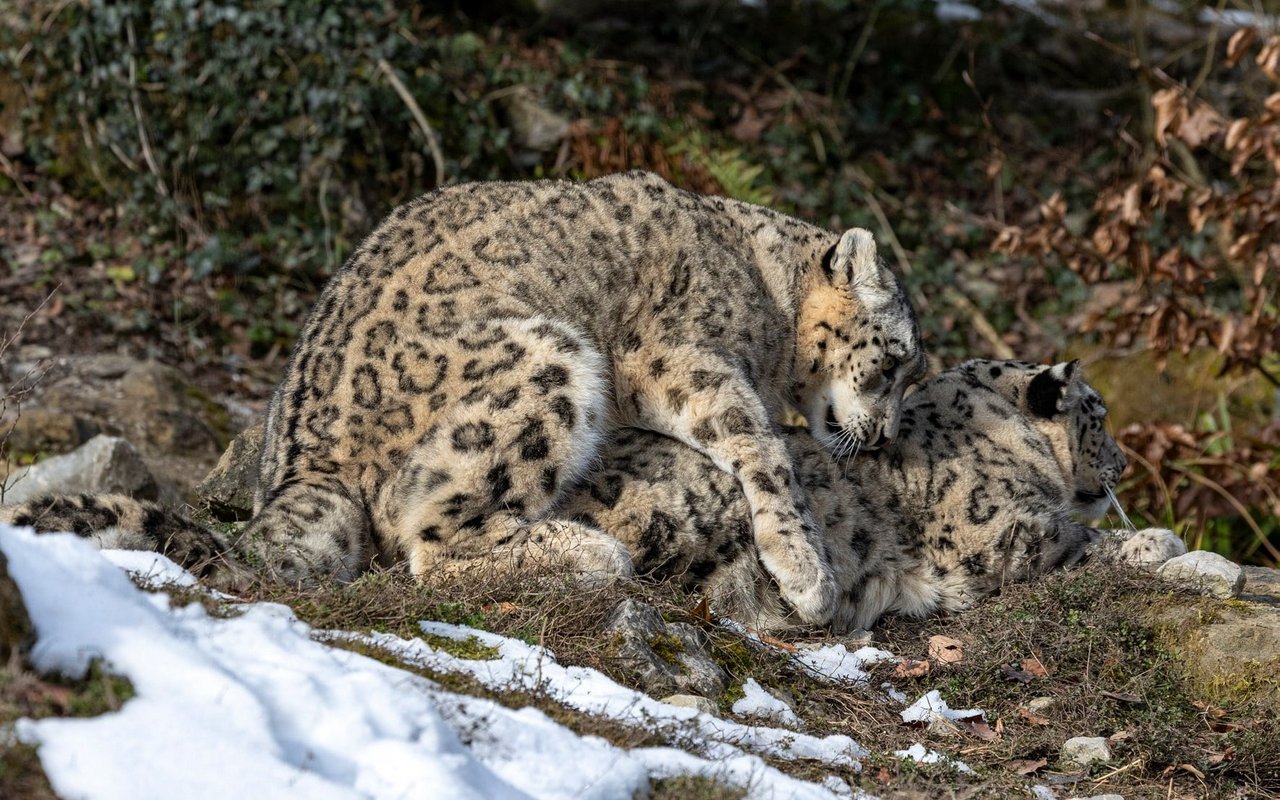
[
  {"x1": 23, "y1": 171, "x2": 918, "y2": 623},
  {"x1": 559, "y1": 359, "x2": 1187, "y2": 631}
]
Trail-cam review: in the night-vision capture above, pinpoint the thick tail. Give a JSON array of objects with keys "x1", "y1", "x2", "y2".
[{"x1": 0, "y1": 494, "x2": 241, "y2": 581}]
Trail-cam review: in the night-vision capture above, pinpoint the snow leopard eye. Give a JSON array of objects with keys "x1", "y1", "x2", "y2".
[{"x1": 882, "y1": 354, "x2": 899, "y2": 375}]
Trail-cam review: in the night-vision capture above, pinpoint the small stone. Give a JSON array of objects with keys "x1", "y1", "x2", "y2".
[
  {"x1": 1026, "y1": 696, "x2": 1058, "y2": 715},
  {"x1": 603, "y1": 598, "x2": 728, "y2": 699},
  {"x1": 196, "y1": 421, "x2": 264, "y2": 520},
  {"x1": 2, "y1": 435, "x2": 157, "y2": 504},
  {"x1": 660, "y1": 694, "x2": 717, "y2": 715},
  {"x1": 835, "y1": 629, "x2": 873, "y2": 648},
  {"x1": 501, "y1": 89, "x2": 570, "y2": 154},
  {"x1": 1061, "y1": 736, "x2": 1111, "y2": 769},
  {"x1": 1158, "y1": 551, "x2": 1246, "y2": 598}
]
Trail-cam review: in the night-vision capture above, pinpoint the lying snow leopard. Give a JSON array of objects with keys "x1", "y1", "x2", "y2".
[
  {"x1": 2, "y1": 172, "x2": 924, "y2": 623},
  {"x1": 556, "y1": 358, "x2": 1187, "y2": 631},
  {"x1": 3, "y1": 359, "x2": 1183, "y2": 631}
]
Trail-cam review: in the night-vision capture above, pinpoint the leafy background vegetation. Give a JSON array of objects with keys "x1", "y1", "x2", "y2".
[{"x1": 0, "y1": 0, "x2": 1276, "y2": 564}]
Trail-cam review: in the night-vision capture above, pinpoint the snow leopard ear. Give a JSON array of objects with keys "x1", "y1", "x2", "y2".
[
  {"x1": 1027, "y1": 360, "x2": 1080, "y2": 418},
  {"x1": 822, "y1": 228, "x2": 884, "y2": 291}
]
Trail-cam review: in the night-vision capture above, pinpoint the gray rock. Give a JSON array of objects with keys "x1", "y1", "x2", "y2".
[
  {"x1": 118, "y1": 361, "x2": 226, "y2": 454},
  {"x1": 502, "y1": 89, "x2": 570, "y2": 153},
  {"x1": 603, "y1": 598, "x2": 727, "y2": 699},
  {"x1": 2, "y1": 435, "x2": 157, "y2": 504},
  {"x1": 660, "y1": 694, "x2": 718, "y2": 715},
  {"x1": 1026, "y1": 696, "x2": 1059, "y2": 716},
  {"x1": 0, "y1": 548, "x2": 33, "y2": 662},
  {"x1": 1158, "y1": 551, "x2": 1246, "y2": 598},
  {"x1": 4, "y1": 408, "x2": 101, "y2": 456},
  {"x1": 1242, "y1": 566, "x2": 1280, "y2": 604},
  {"x1": 195, "y1": 421, "x2": 263, "y2": 520},
  {"x1": 1061, "y1": 736, "x2": 1112, "y2": 769}
]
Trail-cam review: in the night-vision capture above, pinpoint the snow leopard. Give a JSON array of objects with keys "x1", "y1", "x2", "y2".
[
  {"x1": 557, "y1": 359, "x2": 1188, "y2": 631},
  {"x1": 2, "y1": 172, "x2": 924, "y2": 623}
]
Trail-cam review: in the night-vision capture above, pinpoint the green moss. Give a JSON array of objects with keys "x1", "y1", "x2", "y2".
[
  {"x1": 420, "y1": 633, "x2": 500, "y2": 661},
  {"x1": 649, "y1": 775, "x2": 746, "y2": 800},
  {"x1": 646, "y1": 632, "x2": 686, "y2": 665},
  {"x1": 181, "y1": 382, "x2": 234, "y2": 449}
]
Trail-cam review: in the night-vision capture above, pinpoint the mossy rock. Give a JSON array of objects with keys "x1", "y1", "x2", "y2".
[
  {"x1": 1147, "y1": 587, "x2": 1280, "y2": 711},
  {"x1": 1069, "y1": 346, "x2": 1274, "y2": 430}
]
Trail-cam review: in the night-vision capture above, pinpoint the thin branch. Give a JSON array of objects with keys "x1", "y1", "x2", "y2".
[
  {"x1": 377, "y1": 57, "x2": 445, "y2": 187},
  {"x1": 1175, "y1": 466, "x2": 1280, "y2": 563},
  {"x1": 0, "y1": 152, "x2": 34, "y2": 203},
  {"x1": 125, "y1": 18, "x2": 169, "y2": 201},
  {"x1": 1189, "y1": 0, "x2": 1229, "y2": 97}
]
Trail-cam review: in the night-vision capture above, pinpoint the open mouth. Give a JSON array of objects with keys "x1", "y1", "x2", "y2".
[{"x1": 1074, "y1": 490, "x2": 1105, "y2": 503}]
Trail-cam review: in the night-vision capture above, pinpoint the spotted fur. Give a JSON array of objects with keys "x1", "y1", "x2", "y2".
[
  {"x1": 558, "y1": 359, "x2": 1187, "y2": 631},
  {"x1": 3, "y1": 173, "x2": 923, "y2": 621}
]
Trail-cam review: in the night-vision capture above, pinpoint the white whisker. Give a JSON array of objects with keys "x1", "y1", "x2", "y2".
[{"x1": 1104, "y1": 485, "x2": 1137, "y2": 531}]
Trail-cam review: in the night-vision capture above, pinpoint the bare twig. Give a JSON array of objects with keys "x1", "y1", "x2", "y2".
[
  {"x1": 1173, "y1": 465, "x2": 1280, "y2": 563},
  {"x1": 942, "y1": 287, "x2": 1016, "y2": 360},
  {"x1": 1189, "y1": 0, "x2": 1229, "y2": 97},
  {"x1": 0, "y1": 152, "x2": 34, "y2": 203},
  {"x1": 125, "y1": 19, "x2": 170, "y2": 201},
  {"x1": 377, "y1": 57, "x2": 445, "y2": 187},
  {"x1": 0, "y1": 288, "x2": 60, "y2": 504},
  {"x1": 847, "y1": 166, "x2": 913, "y2": 277}
]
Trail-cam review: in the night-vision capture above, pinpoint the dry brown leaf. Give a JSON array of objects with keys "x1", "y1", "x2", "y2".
[
  {"x1": 928, "y1": 635, "x2": 965, "y2": 665},
  {"x1": 690, "y1": 597, "x2": 711, "y2": 623},
  {"x1": 756, "y1": 632, "x2": 797, "y2": 652},
  {"x1": 1177, "y1": 104, "x2": 1225, "y2": 148},
  {"x1": 1017, "y1": 707, "x2": 1051, "y2": 726},
  {"x1": 894, "y1": 659, "x2": 930, "y2": 678},
  {"x1": 1208, "y1": 746, "x2": 1234, "y2": 765},
  {"x1": 1120, "y1": 183, "x2": 1142, "y2": 224},
  {"x1": 957, "y1": 717, "x2": 999, "y2": 741},
  {"x1": 1003, "y1": 758, "x2": 1048, "y2": 775},
  {"x1": 1163, "y1": 763, "x2": 1206, "y2": 781},
  {"x1": 1257, "y1": 36, "x2": 1280, "y2": 81},
  {"x1": 1152, "y1": 88, "x2": 1185, "y2": 146},
  {"x1": 1021, "y1": 656, "x2": 1050, "y2": 679},
  {"x1": 1100, "y1": 690, "x2": 1142, "y2": 704},
  {"x1": 1226, "y1": 28, "x2": 1257, "y2": 68},
  {"x1": 1225, "y1": 117, "x2": 1251, "y2": 151}
]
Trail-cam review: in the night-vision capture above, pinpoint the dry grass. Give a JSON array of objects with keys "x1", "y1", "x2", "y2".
[
  {"x1": 0, "y1": 655, "x2": 135, "y2": 800},
  {"x1": 141, "y1": 557, "x2": 1280, "y2": 798}
]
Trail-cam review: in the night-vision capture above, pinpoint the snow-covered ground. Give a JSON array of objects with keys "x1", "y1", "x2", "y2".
[{"x1": 1, "y1": 524, "x2": 982, "y2": 799}]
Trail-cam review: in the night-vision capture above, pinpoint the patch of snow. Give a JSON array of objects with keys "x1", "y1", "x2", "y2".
[
  {"x1": 1030, "y1": 785, "x2": 1057, "y2": 800},
  {"x1": 385, "y1": 620, "x2": 871, "y2": 769},
  {"x1": 732, "y1": 678, "x2": 799, "y2": 727},
  {"x1": 795, "y1": 642, "x2": 896, "y2": 683},
  {"x1": 900, "y1": 690, "x2": 986, "y2": 725},
  {"x1": 936, "y1": 2, "x2": 982, "y2": 23},
  {"x1": 1198, "y1": 7, "x2": 1280, "y2": 30},
  {"x1": 1, "y1": 525, "x2": 872, "y2": 800},
  {"x1": 101, "y1": 548, "x2": 199, "y2": 587},
  {"x1": 881, "y1": 682, "x2": 908, "y2": 704},
  {"x1": 822, "y1": 774, "x2": 855, "y2": 796},
  {"x1": 894, "y1": 742, "x2": 976, "y2": 774}
]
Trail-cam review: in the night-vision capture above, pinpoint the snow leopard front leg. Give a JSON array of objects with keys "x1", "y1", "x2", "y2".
[{"x1": 616, "y1": 347, "x2": 836, "y2": 624}]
